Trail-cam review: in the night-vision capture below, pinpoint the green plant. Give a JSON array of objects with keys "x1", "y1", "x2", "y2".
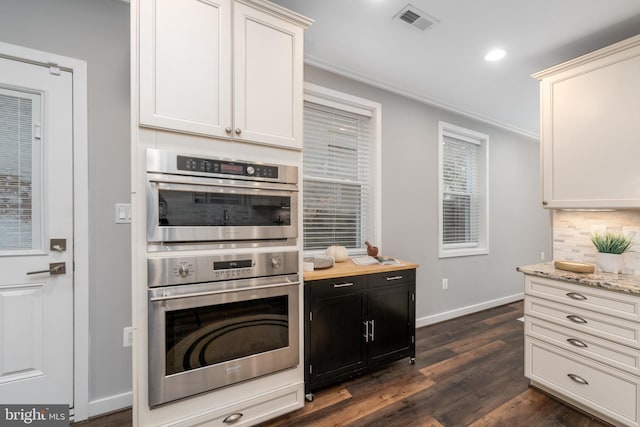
[{"x1": 590, "y1": 231, "x2": 634, "y2": 254}]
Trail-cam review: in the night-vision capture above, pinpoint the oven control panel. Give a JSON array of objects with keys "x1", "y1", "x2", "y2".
[
  {"x1": 177, "y1": 155, "x2": 279, "y2": 179},
  {"x1": 147, "y1": 251, "x2": 298, "y2": 287}
]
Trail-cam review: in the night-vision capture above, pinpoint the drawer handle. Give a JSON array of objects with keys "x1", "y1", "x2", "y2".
[
  {"x1": 386, "y1": 275, "x2": 403, "y2": 281},
  {"x1": 566, "y1": 338, "x2": 588, "y2": 348},
  {"x1": 566, "y1": 315, "x2": 587, "y2": 324},
  {"x1": 223, "y1": 413, "x2": 243, "y2": 424},
  {"x1": 566, "y1": 292, "x2": 587, "y2": 301},
  {"x1": 567, "y1": 373, "x2": 589, "y2": 385},
  {"x1": 334, "y1": 282, "x2": 355, "y2": 288}
]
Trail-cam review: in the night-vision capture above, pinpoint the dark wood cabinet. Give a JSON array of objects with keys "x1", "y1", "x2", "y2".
[{"x1": 304, "y1": 269, "x2": 416, "y2": 400}]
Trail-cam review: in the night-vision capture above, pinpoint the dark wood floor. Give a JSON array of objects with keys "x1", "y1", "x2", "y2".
[{"x1": 73, "y1": 301, "x2": 608, "y2": 427}]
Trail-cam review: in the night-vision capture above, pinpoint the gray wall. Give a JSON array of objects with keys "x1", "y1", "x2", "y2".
[
  {"x1": 305, "y1": 65, "x2": 552, "y2": 322},
  {"x1": 0, "y1": 0, "x2": 132, "y2": 407}
]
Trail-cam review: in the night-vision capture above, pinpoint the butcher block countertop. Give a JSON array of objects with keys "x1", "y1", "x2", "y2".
[{"x1": 304, "y1": 258, "x2": 419, "y2": 281}]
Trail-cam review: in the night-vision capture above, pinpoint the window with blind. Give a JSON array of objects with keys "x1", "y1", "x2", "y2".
[
  {"x1": 438, "y1": 121, "x2": 489, "y2": 258},
  {"x1": 303, "y1": 85, "x2": 379, "y2": 253}
]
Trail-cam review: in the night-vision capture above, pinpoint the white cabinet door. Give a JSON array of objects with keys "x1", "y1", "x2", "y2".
[
  {"x1": 233, "y1": 2, "x2": 304, "y2": 149},
  {"x1": 139, "y1": 0, "x2": 232, "y2": 138},
  {"x1": 536, "y1": 35, "x2": 640, "y2": 209}
]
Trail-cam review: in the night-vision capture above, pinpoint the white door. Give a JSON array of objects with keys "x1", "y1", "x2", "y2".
[{"x1": 0, "y1": 55, "x2": 74, "y2": 406}]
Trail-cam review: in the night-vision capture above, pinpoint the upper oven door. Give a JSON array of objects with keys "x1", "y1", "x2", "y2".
[{"x1": 147, "y1": 174, "x2": 298, "y2": 243}]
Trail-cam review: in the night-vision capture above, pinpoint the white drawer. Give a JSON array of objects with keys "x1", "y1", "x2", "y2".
[
  {"x1": 526, "y1": 316, "x2": 640, "y2": 376},
  {"x1": 166, "y1": 383, "x2": 304, "y2": 427},
  {"x1": 526, "y1": 296, "x2": 640, "y2": 349},
  {"x1": 525, "y1": 275, "x2": 640, "y2": 322},
  {"x1": 526, "y1": 337, "x2": 640, "y2": 427}
]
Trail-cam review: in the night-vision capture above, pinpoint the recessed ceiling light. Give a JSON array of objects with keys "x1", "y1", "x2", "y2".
[{"x1": 484, "y1": 48, "x2": 506, "y2": 62}]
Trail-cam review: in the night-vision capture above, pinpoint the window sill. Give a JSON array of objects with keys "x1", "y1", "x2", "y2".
[{"x1": 439, "y1": 247, "x2": 489, "y2": 258}]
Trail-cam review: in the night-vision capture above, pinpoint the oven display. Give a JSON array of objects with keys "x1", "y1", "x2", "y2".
[
  {"x1": 176, "y1": 155, "x2": 279, "y2": 179},
  {"x1": 220, "y1": 163, "x2": 243, "y2": 174},
  {"x1": 213, "y1": 260, "x2": 253, "y2": 270}
]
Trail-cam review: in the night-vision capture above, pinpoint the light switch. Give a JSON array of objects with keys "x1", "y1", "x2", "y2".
[{"x1": 115, "y1": 203, "x2": 131, "y2": 224}]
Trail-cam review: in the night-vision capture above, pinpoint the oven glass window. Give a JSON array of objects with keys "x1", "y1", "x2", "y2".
[
  {"x1": 165, "y1": 296, "x2": 289, "y2": 375},
  {"x1": 158, "y1": 190, "x2": 291, "y2": 227}
]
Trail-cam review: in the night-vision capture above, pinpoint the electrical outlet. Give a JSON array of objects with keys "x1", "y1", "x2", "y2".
[
  {"x1": 123, "y1": 326, "x2": 133, "y2": 347},
  {"x1": 442, "y1": 278, "x2": 448, "y2": 290}
]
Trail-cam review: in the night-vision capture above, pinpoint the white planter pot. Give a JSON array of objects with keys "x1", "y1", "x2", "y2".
[{"x1": 596, "y1": 252, "x2": 624, "y2": 274}]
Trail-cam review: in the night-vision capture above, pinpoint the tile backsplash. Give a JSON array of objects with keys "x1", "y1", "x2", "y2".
[{"x1": 553, "y1": 210, "x2": 640, "y2": 275}]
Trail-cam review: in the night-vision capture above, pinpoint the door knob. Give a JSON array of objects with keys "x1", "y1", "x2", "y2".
[
  {"x1": 27, "y1": 262, "x2": 66, "y2": 275},
  {"x1": 235, "y1": 128, "x2": 242, "y2": 135}
]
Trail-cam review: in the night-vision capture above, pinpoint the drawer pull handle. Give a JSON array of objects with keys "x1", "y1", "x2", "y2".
[
  {"x1": 223, "y1": 413, "x2": 243, "y2": 424},
  {"x1": 567, "y1": 338, "x2": 588, "y2": 348},
  {"x1": 566, "y1": 292, "x2": 587, "y2": 301},
  {"x1": 567, "y1": 315, "x2": 587, "y2": 324},
  {"x1": 333, "y1": 282, "x2": 355, "y2": 288},
  {"x1": 386, "y1": 275, "x2": 403, "y2": 281},
  {"x1": 567, "y1": 373, "x2": 589, "y2": 385}
]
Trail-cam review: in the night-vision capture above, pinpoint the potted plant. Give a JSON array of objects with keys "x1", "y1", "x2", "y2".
[{"x1": 590, "y1": 231, "x2": 634, "y2": 274}]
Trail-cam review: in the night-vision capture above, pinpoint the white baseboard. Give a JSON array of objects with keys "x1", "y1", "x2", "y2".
[
  {"x1": 416, "y1": 293, "x2": 523, "y2": 328},
  {"x1": 88, "y1": 390, "x2": 132, "y2": 417}
]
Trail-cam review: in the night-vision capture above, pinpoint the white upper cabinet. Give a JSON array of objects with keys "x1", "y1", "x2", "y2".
[
  {"x1": 138, "y1": 0, "x2": 311, "y2": 149},
  {"x1": 533, "y1": 35, "x2": 640, "y2": 209}
]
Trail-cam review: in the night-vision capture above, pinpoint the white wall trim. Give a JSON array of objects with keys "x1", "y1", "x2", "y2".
[
  {"x1": 0, "y1": 41, "x2": 89, "y2": 422},
  {"x1": 305, "y1": 55, "x2": 540, "y2": 141},
  {"x1": 88, "y1": 392, "x2": 133, "y2": 417},
  {"x1": 416, "y1": 293, "x2": 524, "y2": 328}
]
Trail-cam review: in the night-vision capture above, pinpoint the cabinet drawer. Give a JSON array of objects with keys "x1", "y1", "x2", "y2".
[
  {"x1": 525, "y1": 296, "x2": 640, "y2": 349},
  {"x1": 525, "y1": 275, "x2": 640, "y2": 322},
  {"x1": 368, "y1": 269, "x2": 415, "y2": 288},
  {"x1": 307, "y1": 275, "x2": 368, "y2": 298},
  {"x1": 526, "y1": 337, "x2": 640, "y2": 427},
  {"x1": 526, "y1": 316, "x2": 640, "y2": 376}
]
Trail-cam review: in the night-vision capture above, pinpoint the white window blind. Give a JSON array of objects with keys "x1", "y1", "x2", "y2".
[
  {"x1": 442, "y1": 134, "x2": 481, "y2": 246},
  {"x1": 303, "y1": 102, "x2": 372, "y2": 251},
  {"x1": 439, "y1": 122, "x2": 488, "y2": 258}
]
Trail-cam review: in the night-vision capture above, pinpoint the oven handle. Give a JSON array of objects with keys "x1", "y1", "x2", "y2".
[
  {"x1": 149, "y1": 281, "x2": 300, "y2": 302},
  {"x1": 148, "y1": 174, "x2": 298, "y2": 193}
]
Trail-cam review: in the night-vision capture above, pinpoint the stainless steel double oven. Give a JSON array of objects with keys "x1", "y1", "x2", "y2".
[{"x1": 145, "y1": 149, "x2": 300, "y2": 407}]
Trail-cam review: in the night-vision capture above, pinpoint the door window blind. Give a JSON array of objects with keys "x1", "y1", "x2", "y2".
[
  {"x1": 442, "y1": 133, "x2": 481, "y2": 247},
  {"x1": 0, "y1": 89, "x2": 41, "y2": 251},
  {"x1": 303, "y1": 102, "x2": 371, "y2": 251}
]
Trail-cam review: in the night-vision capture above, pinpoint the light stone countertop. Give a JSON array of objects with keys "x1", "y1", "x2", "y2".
[{"x1": 517, "y1": 262, "x2": 640, "y2": 295}]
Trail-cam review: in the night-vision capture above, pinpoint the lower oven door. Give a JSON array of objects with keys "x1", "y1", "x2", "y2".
[
  {"x1": 146, "y1": 176, "x2": 298, "y2": 244},
  {"x1": 148, "y1": 280, "x2": 299, "y2": 407}
]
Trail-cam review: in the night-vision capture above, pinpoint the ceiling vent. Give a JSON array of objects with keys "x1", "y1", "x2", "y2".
[{"x1": 394, "y1": 4, "x2": 439, "y2": 31}]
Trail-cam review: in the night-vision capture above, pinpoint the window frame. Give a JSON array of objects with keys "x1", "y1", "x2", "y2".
[
  {"x1": 303, "y1": 82, "x2": 381, "y2": 256},
  {"x1": 438, "y1": 121, "x2": 489, "y2": 258}
]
